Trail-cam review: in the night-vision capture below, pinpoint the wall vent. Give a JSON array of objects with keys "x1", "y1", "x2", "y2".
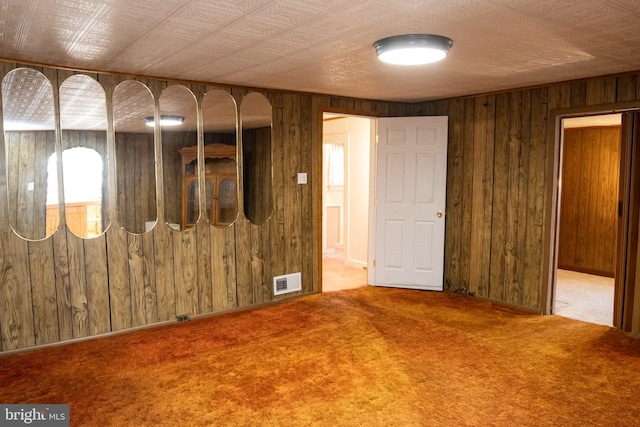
[{"x1": 273, "y1": 272, "x2": 302, "y2": 296}]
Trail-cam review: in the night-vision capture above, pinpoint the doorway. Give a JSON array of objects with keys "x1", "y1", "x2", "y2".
[
  {"x1": 321, "y1": 113, "x2": 373, "y2": 292},
  {"x1": 553, "y1": 113, "x2": 621, "y2": 326}
]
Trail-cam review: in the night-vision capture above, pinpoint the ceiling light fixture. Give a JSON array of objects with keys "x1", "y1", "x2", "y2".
[
  {"x1": 373, "y1": 34, "x2": 453, "y2": 66},
  {"x1": 143, "y1": 115, "x2": 185, "y2": 127}
]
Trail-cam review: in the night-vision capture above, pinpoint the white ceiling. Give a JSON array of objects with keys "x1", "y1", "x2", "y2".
[{"x1": 1, "y1": 0, "x2": 639, "y2": 103}]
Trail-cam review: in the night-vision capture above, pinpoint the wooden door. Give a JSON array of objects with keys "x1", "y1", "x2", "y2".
[{"x1": 372, "y1": 116, "x2": 448, "y2": 290}]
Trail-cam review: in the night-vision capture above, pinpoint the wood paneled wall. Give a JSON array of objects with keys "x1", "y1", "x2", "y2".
[
  {"x1": 2, "y1": 60, "x2": 640, "y2": 353},
  {"x1": 0, "y1": 62, "x2": 409, "y2": 353},
  {"x1": 558, "y1": 127, "x2": 620, "y2": 277},
  {"x1": 411, "y1": 73, "x2": 640, "y2": 313}
]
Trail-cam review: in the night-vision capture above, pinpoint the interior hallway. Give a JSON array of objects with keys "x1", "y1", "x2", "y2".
[{"x1": 322, "y1": 252, "x2": 367, "y2": 292}]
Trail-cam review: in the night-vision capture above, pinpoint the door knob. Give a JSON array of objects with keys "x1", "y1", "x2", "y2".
[{"x1": 437, "y1": 211, "x2": 443, "y2": 218}]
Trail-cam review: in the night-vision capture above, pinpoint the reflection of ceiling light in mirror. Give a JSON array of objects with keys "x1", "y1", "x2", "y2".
[
  {"x1": 373, "y1": 34, "x2": 453, "y2": 65},
  {"x1": 143, "y1": 115, "x2": 185, "y2": 127}
]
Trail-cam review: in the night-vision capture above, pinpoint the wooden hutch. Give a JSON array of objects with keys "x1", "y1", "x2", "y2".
[{"x1": 179, "y1": 143, "x2": 238, "y2": 228}]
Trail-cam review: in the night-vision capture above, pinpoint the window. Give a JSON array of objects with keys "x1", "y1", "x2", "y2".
[
  {"x1": 47, "y1": 147, "x2": 105, "y2": 238},
  {"x1": 328, "y1": 143, "x2": 344, "y2": 188}
]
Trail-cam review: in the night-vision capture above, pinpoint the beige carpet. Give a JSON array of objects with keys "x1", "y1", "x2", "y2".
[
  {"x1": 555, "y1": 269, "x2": 614, "y2": 326},
  {"x1": 322, "y1": 252, "x2": 367, "y2": 292}
]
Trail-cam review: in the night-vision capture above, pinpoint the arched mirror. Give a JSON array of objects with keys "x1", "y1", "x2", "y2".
[
  {"x1": 57, "y1": 74, "x2": 108, "y2": 238},
  {"x1": 202, "y1": 90, "x2": 238, "y2": 228},
  {"x1": 159, "y1": 85, "x2": 197, "y2": 231},
  {"x1": 113, "y1": 80, "x2": 157, "y2": 234},
  {"x1": 240, "y1": 92, "x2": 272, "y2": 225},
  {"x1": 1, "y1": 68, "x2": 57, "y2": 240}
]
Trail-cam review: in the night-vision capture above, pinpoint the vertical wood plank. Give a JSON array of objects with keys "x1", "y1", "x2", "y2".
[
  {"x1": 106, "y1": 225, "x2": 132, "y2": 331},
  {"x1": 515, "y1": 90, "x2": 531, "y2": 306},
  {"x1": 504, "y1": 91, "x2": 523, "y2": 306},
  {"x1": 616, "y1": 75, "x2": 636, "y2": 102},
  {"x1": 33, "y1": 132, "x2": 53, "y2": 238},
  {"x1": 300, "y1": 94, "x2": 314, "y2": 293},
  {"x1": 593, "y1": 129, "x2": 612, "y2": 273},
  {"x1": 585, "y1": 128, "x2": 602, "y2": 269},
  {"x1": 173, "y1": 229, "x2": 198, "y2": 316},
  {"x1": 270, "y1": 93, "x2": 286, "y2": 292},
  {"x1": 224, "y1": 226, "x2": 238, "y2": 308},
  {"x1": 0, "y1": 235, "x2": 34, "y2": 350},
  {"x1": 196, "y1": 220, "x2": 213, "y2": 314},
  {"x1": 84, "y1": 234, "x2": 110, "y2": 335},
  {"x1": 16, "y1": 132, "x2": 36, "y2": 239},
  {"x1": 235, "y1": 217, "x2": 253, "y2": 307},
  {"x1": 522, "y1": 87, "x2": 548, "y2": 309},
  {"x1": 586, "y1": 79, "x2": 605, "y2": 106},
  {"x1": 558, "y1": 129, "x2": 582, "y2": 268},
  {"x1": 459, "y1": 98, "x2": 475, "y2": 290},
  {"x1": 154, "y1": 223, "x2": 175, "y2": 321},
  {"x1": 469, "y1": 96, "x2": 488, "y2": 295},
  {"x1": 51, "y1": 229, "x2": 73, "y2": 341},
  {"x1": 66, "y1": 231, "x2": 89, "y2": 339},
  {"x1": 250, "y1": 224, "x2": 267, "y2": 303},
  {"x1": 283, "y1": 94, "x2": 303, "y2": 286},
  {"x1": 28, "y1": 239, "x2": 59, "y2": 345},
  {"x1": 489, "y1": 93, "x2": 511, "y2": 301},
  {"x1": 444, "y1": 99, "x2": 463, "y2": 289},
  {"x1": 6, "y1": 132, "x2": 20, "y2": 233},
  {"x1": 127, "y1": 233, "x2": 146, "y2": 327},
  {"x1": 571, "y1": 82, "x2": 587, "y2": 107},
  {"x1": 575, "y1": 129, "x2": 593, "y2": 267},
  {"x1": 210, "y1": 226, "x2": 227, "y2": 311},
  {"x1": 469, "y1": 95, "x2": 496, "y2": 298},
  {"x1": 142, "y1": 230, "x2": 158, "y2": 323}
]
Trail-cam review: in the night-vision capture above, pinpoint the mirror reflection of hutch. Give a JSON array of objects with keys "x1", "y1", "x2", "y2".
[{"x1": 179, "y1": 143, "x2": 237, "y2": 229}]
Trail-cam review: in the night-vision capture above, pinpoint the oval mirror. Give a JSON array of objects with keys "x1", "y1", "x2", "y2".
[
  {"x1": 58, "y1": 74, "x2": 109, "y2": 239},
  {"x1": 240, "y1": 92, "x2": 272, "y2": 225},
  {"x1": 2, "y1": 68, "x2": 57, "y2": 240},
  {"x1": 159, "y1": 85, "x2": 197, "y2": 231},
  {"x1": 202, "y1": 90, "x2": 238, "y2": 228},
  {"x1": 113, "y1": 80, "x2": 157, "y2": 234}
]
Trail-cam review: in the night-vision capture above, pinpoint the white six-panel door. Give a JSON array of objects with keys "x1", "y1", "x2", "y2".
[{"x1": 371, "y1": 116, "x2": 448, "y2": 290}]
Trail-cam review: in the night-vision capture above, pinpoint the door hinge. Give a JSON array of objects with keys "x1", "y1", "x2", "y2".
[
  {"x1": 373, "y1": 259, "x2": 376, "y2": 268},
  {"x1": 374, "y1": 198, "x2": 377, "y2": 206}
]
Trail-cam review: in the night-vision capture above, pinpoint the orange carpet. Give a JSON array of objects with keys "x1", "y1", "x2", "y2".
[{"x1": 1, "y1": 286, "x2": 639, "y2": 426}]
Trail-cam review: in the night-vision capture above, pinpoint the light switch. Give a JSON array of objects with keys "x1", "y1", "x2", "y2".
[
  {"x1": 27, "y1": 182, "x2": 34, "y2": 191},
  {"x1": 297, "y1": 173, "x2": 307, "y2": 184}
]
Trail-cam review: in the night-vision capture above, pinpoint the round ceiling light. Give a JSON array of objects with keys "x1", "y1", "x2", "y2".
[
  {"x1": 143, "y1": 115, "x2": 185, "y2": 127},
  {"x1": 373, "y1": 34, "x2": 453, "y2": 66}
]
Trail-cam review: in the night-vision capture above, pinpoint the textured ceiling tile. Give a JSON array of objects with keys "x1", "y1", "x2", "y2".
[
  {"x1": 252, "y1": 1, "x2": 321, "y2": 26},
  {"x1": 225, "y1": 17, "x2": 289, "y2": 39},
  {"x1": 2, "y1": 0, "x2": 640, "y2": 102}
]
